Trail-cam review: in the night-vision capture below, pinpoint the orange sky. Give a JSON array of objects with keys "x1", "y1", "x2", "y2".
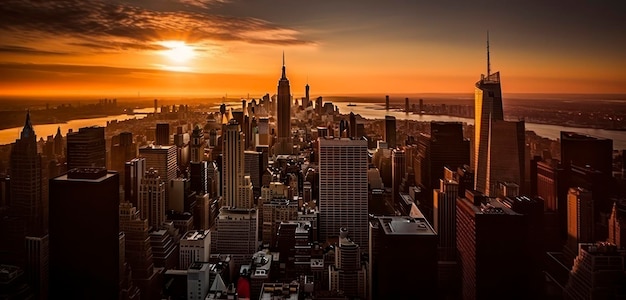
[{"x1": 0, "y1": 0, "x2": 624, "y2": 97}]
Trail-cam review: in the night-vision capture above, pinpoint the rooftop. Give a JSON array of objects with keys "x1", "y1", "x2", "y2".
[
  {"x1": 377, "y1": 216, "x2": 436, "y2": 236},
  {"x1": 183, "y1": 230, "x2": 210, "y2": 241}
]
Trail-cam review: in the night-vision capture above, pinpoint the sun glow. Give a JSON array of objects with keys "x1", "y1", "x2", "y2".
[{"x1": 159, "y1": 41, "x2": 195, "y2": 64}]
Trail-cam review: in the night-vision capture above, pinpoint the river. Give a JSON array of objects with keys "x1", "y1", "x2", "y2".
[{"x1": 333, "y1": 102, "x2": 626, "y2": 150}]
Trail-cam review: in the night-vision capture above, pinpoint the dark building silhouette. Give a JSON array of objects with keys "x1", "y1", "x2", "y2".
[
  {"x1": 276, "y1": 53, "x2": 292, "y2": 155},
  {"x1": 560, "y1": 131, "x2": 612, "y2": 176},
  {"x1": 49, "y1": 168, "x2": 120, "y2": 300},
  {"x1": 156, "y1": 123, "x2": 170, "y2": 146},
  {"x1": 111, "y1": 132, "x2": 136, "y2": 183},
  {"x1": 456, "y1": 190, "x2": 531, "y2": 300},
  {"x1": 384, "y1": 115, "x2": 396, "y2": 149},
  {"x1": 369, "y1": 215, "x2": 437, "y2": 299},
  {"x1": 66, "y1": 126, "x2": 106, "y2": 170},
  {"x1": 349, "y1": 112, "x2": 357, "y2": 138}
]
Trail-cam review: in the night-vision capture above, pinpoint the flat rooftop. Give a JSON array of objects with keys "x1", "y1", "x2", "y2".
[{"x1": 376, "y1": 216, "x2": 436, "y2": 236}]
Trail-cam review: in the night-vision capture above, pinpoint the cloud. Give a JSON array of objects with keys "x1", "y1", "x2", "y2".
[
  {"x1": 0, "y1": 0, "x2": 314, "y2": 53},
  {"x1": 0, "y1": 45, "x2": 70, "y2": 55}
]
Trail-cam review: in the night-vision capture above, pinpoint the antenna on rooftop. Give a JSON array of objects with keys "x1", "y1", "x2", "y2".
[{"x1": 487, "y1": 31, "x2": 491, "y2": 76}]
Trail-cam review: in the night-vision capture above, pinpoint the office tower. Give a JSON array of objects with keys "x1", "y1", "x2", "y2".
[
  {"x1": 25, "y1": 235, "x2": 49, "y2": 300},
  {"x1": 419, "y1": 99, "x2": 424, "y2": 113},
  {"x1": 433, "y1": 178, "x2": 459, "y2": 258},
  {"x1": 149, "y1": 227, "x2": 179, "y2": 270},
  {"x1": 139, "y1": 144, "x2": 177, "y2": 205},
  {"x1": 49, "y1": 168, "x2": 120, "y2": 300},
  {"x1": 405, "y1": 97, "x2": 409, "y2": 113},
  {"x1": 608, "y1": 200, "x2": 626, "y2": 248},
  {"x1": 66, "y1": 126, "x2": 106, "y2": 170},
  {"x1": 385, "y1": 95, "x2": 389, "y2": 111},
  {"x1": 173, "y1": 128, "x2": 190, "y2": 169},
  {"x1": 180, "y1": 230, "x2": 211, "y2": 270},
  {"x1": 318, "y1": 138, "x2": 368, "y2": 248},
  {"x1": 276, "y1": 53, "x2": 292, "y2": 155},
  {"x1": 257, "y1": 117, "x2": 269, "y2": 146},
  {"x1": 391, "y1": 149, "x2": 405, "y2": 202},
  {"x1": 188, "y1": 262, "x2": 211, "y2": 300},
  {"x1": 156, "y1": 123, "x2": 170, "y2": 146},
  {"x1": 190, "y1": 125, "x2": 204, "y2": 163},
  {"x1": 53, "y1": 126, "x2": 63, "y2": 156},
  {"x1": 560, "y1": 131, "x2": 612, "y2": 176},
  {"x1": 207, "y1": 161, "x2": 220, "y2": 198},
  {"x1": 111, "y1": 132, "x2": 136, "y2": 181},
  {"x1": 139, "y1": 168, "x2": 166, "y2": 229},
  {"x1": 339, "y1": 119, "x2": 349, "y2": 138},
  {"x1": 190, "y1": 161, "x2": 208, "y2": 195},
  {"x1": 119, "y1": 202, "x2": 159, "y2": 300},
  {"x1": 212, "y1": 207, "x2": 258, "y2": 268},
  {"x1": 244, "y1": 150, "x2": 263, "y2": 199},
  {"x1": 349, "y1": 112, "x2": 357, "y2": 138},
  {"x1": 329, "y1": 228, "x2": 367, "y2": 299},
  {"x1": 384, "y1": 116, "x2": 396, "y2": 148},
  {"x1": 369, "y1": 215, "x2": 437, "y2": 299},
  {"x1": 248, "y1": 251, "x2": 273, "y2": 300},
  {"x1": 563, "y1": 243, "x2": 626, "y2": 300},
  {"x1": 222, "y1": 120, "x2": 253, "y2": 209},
  {"x1": 262, "y1": 198, "x2": 298, "y2": 245},
  {"x1": 315, "y1": 96, "x2": 323, "y2": 115},
  {"x1": 304, "y1": 82, "x2": 310, "y2": 109},
  {"x1": 193, "y1": 193, "x2": 210, "y2": 230},
  {"x1": 9, "y1": 111, "x2": 46, "y2": 236},
  {"x1": 564, "y1": 187, "x2": 594, "y2": 264},
  {"x1": 456, "y1": 190, "x2": 530, "y2": 300},
  {"x1": 169, "y1": 177, "x2": 191, "y2": 213},
  {"x1": 533, "y1": 159, "x2": 558, "y2": 211},
  {"x1": 125, "y1": 158, "x2": 146, "y2": 207}
]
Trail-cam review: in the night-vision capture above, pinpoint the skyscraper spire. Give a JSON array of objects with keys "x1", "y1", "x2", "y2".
[
  {"x1": 281, "y1": 51, "x2": 287, "y2": 79},
  {"x1": 21, "y1": 109, "x2": 35, "y2": 139},
  {"x1": 487, "y1": 31, "x2": 491, "y2": 76}
]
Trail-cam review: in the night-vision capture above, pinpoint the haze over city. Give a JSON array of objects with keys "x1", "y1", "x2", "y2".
[{"x1": 0, "y1": 0, "x2": 625, "y2": 96}]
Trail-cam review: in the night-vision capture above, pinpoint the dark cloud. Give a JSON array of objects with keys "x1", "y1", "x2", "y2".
[
  {"x1": 0, "y1": 45, "x2": 70, "y2": 55},
  {"x1": 0, "y1": 0, "x2": 313, "y2": 52}
]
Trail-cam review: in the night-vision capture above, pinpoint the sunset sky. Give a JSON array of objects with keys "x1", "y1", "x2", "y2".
[{"x1": 0, "y1": 0, "x2": 624, "y2": 97}]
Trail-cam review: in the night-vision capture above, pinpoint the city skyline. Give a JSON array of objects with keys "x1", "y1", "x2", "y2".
[{"x1": 0, "y1": 0, "x2": 625, "y2": 96}]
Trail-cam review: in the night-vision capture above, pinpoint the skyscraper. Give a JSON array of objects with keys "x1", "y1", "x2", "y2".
[
  {"x1": 66, "y1": 126, "x2": 106, "y2": 170},
  {"x1": 139, "y1": 144, "x2": 177, "y2": 206},
  {"x1": 564, "y1": 187, "x2": 594, "y2": 264},
  {"x1": 139, "y1": 168, "x2": 166, "y2": 229},
  {"x1": 563, "y1": 243, "x2": 626, "y2": 300},
  {"x1": 391, "y1": 149, "x2": 405, "y2": 202},
  {"x1": 49, "y1": 168, "x2": 120, "y2": 300},
  {"x1": 473, "y1": 38, "x2": 524, "y2": 196},
  {"x1": 560, "y1": 131, "x2": 612, "y2": 176},
  {"x1": 384, "y1": 116, "x2": 396, "y2": 149},
  {"x1": 318, "y1": 138, "x2": 368, "y2": 248},
  {"x1": 10, "y1": 111, "x2": 46, "y2": 236},
  {"x1": 222, "y1": 119, "x2": 253, "y2": 209},
  {"x1": 433, "y1": 178, "x2": 459, "y2": 257},
  {"x1": 276, "y1": 53, "x2": 292, "y2": 155},
  {"x1": 190, "y1": 125, "x2": 204, "y2": 163},
  {"x1": 156, "y1": 123, "x2": 170, "y2": 146}
]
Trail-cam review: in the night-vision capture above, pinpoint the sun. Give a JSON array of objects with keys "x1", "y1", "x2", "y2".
[{"x1": 159, "y1": 41, "x2": 195, "y2": 64}]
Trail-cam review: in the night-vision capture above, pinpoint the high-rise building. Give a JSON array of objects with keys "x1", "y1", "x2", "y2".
[
  {"x1": 49, "y1": 168, "x2": 120, "y2": 300},
  {"x1": 119, "y1": 202, "x2": 159, "y2": 300},
  {"x1": 139, "y1": 144, "x2": 177, "y2": 207},
  {"x1": 156, "y1": 123, "x2": 170, "y2": 146},
  {"x1": 560, "y1": 131, "x2": 612, "y2": 176},
  {"x1": 190, "y1": 161, "x2": 208, "y2": 196},
  {"x1": 456, "y1": 190, "x2": 531, "y2": 300},
  {"x1": 318, "y1": 138, "x2": 368, "y2": 248},
  {"x1": 384, "y1": 116, "x2": 396, "y2": 149},
  {"x1": 223, "y1": 120, "x2": 253, "y2": 209},
  {"x1": 261, "y1": 198, "x2": 298, "y2": 246},
  {"x1": 385, "y1": 95, "x2": 389, "y2": 111},
  {"x1": 473, "y1": 39, "x2": 524, "y2": 195},
  {"x1": 212, "y1": 207, "x2": 258, "y2": 268},
  {"x1": 25, "y1": 235, "x2": 49, "y2": 300},
  {"x1": 433, "y1": 178, "x2": 459, "y2": 259},
  {"x1": 190, "y1": 125, "x2": 204, "y2": 163},
  {"x1": 180, "y1": 230, "x2": 211, "y2": 270},
  {"x1": 187, "y1": 262, "x2": 211, "y2": 300},
  {"x1": 139, "y1": 168, "x2": 167, "y2": 229},
  {"x1": 244, "y1": 150, "x2": 263, "y2": 199},
  {"x1": 276, "y1": 53, "x2": 292, "y2": 155},
  {"x1": 111, "y1": 132, "x2": 136, "y2": 183},
  {"x1": 66, "y1": 126, "x2": 106, "y2": 170},
  {"x1": 329, "y1": 228, "x2": 367, "y2": 299},
  {"x1": 9, "y1": 111, "x2": 46, "y2": 236},
  {"x1": 608, "y1": 200, "x2": 626, "y2": 248},
  {"x1": 173, "y1": 127, "x2": 190, "y2": 169},
  {"x1": 369, "y1": 215, "x2": 437, "y2": 299},
  {"x1": 564, "y1": 187, "x2": 594, "y2": 264},
  {"x1": 125, "y1": 158, "x2": 146, "y2": 207},
  {"x1": 391, "y1": 149, "x2": 405, "y2": 202},
  {"x1": 563, "y1": 243, "x2": 626, "y2": 300}
]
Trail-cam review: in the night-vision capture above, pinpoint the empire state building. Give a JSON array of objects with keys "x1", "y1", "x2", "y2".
[{"x1": 276, "y1": 53, "x2": 292, "y2": 155}]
